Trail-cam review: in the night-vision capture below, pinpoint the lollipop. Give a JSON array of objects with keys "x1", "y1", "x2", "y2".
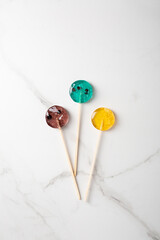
[
  {"x1": 45, "y1": 105, "x2": 81, "y2": 200},
  {"x1": 84, "y1": 107, "x2": 115, "y2": 201},
  {"x1": 69, "y1": 80, "x2": 93, "y2": 176}
]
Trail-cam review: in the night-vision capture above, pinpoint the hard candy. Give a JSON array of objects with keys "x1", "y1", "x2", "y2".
[
  {"x1": 69, "y1": 80, "x2": 93, "y2": 103},
  {"x1": 45, "y1": 105, "x2": 69, "y2": 128},
  {"x1": 91, "y1": 107, "x2": 115, "y2": 131}
]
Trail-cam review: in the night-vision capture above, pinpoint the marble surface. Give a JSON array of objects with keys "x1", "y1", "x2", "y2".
[{"x1": 0, "y1": 0, "x2": 160, "y2": 239}]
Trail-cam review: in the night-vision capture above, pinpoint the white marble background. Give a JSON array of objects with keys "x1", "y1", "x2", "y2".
[{"x1": 0, "y1": 0, "x2": 160, "y2": 239}]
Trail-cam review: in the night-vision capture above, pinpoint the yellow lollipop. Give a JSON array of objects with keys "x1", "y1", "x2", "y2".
[
  {"x1": 85, "y1": 107, "x2": 115, "y2": 201},
  {"x1": 91, "y1": 107, "x2": 115, "y2": 131}
]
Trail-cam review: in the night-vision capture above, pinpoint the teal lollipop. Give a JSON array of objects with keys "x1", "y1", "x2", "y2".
[
  {"x1": 69, "y1": 80, "x2": 93, "y2": 103},
  {"x1": 69, "y1": 80, "x2": 93, "y2": 176}
]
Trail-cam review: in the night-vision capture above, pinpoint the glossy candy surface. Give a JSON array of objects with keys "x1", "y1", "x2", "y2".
[
  {"x1": 45, "y1": 105, "x2": 69, "y2": 128},
  {"x1": 91, "y1": 107, "x2": 115, "y2": 131},
  {"x1": 69, "y1": 80, "x2": 93, "y2": 103}
]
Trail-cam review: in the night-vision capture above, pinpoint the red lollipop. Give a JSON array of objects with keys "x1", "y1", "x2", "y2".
[{"x1": 45, "y1": 105, "x2": 81, "y2": 200}]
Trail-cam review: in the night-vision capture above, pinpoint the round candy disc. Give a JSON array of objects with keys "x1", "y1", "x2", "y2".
[
  {"x1": 45, "y1": 105, "x2": 69, "y2": 128},
  {"x1": 91, "y1": 107, "x2": 115, "y2": 131},
  {"x1": 69, "y1": 80, "x2": 93, "y2": 103}
]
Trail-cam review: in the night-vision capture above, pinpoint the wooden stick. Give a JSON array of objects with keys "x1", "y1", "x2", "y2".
[
  {"x1": 84, "y1": 122, "x2": 103, "y2": 202},
  {"x1": 74, "y1": 103, "x2": 82, "y2": 176},
  {"x1": 58, "y1": 124, "x2": 81, "y2": 200}
]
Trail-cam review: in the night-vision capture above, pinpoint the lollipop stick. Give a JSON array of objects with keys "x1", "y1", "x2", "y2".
[
  {"x1": 74, "y1": 103, "x2": 82, "y2": 176},
  {"x1": 84, "y1": 126, "x2": 103, "y2": 202},
  {"x1": 58, "y1": 124, "x2": 81, "y2": 200}
]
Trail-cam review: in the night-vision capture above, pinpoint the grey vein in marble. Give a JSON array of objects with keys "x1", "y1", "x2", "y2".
[
  {"x1": 44, "y1": 171, "x2": 71, "y2": 189},
  {"x1": 15, "y1": 70, "x2": 52, "y2": 108},
  {"x1": 0, "y1": 50, "x2": 52, "y2": 108},
  {"x1": 107, "y1": 147, "x2": 160, "y2": 179},
  {"x1": 44, "y1": 147, "x2": 160, "y2": 240},
  {"x1": 0, "y1": 161, "x2": 61, "y2": 240},
  {"x1": 94, "y1": 177, "x2": 160, "y2": 240},
  {"x1": 16, "y1": 188, "x2": 61, "y2": 240},
  {"x1": 44, "y1": 147, "x2": 160, "y2": 188}
]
